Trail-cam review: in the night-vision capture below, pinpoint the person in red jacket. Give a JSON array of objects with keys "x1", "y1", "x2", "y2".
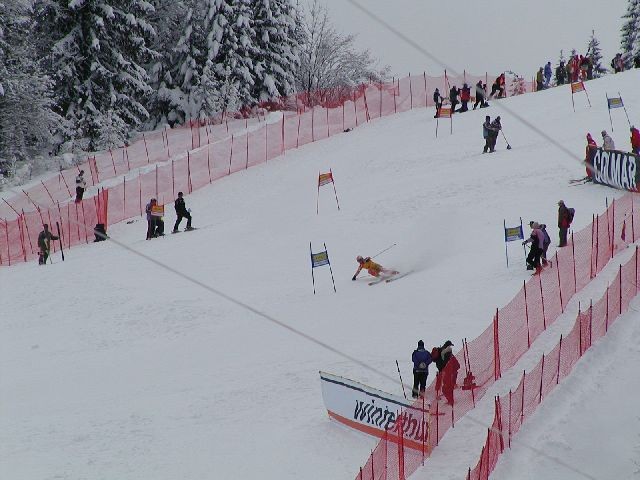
[
  {"x1": 459, "y1": 83, "x2": 471, "y2": 112},
  {"x1": 585, "y1": 133, "x2": 597, "y2": 179},
  {"x1": 631, "y1": 126, "x2": 640, "y2": 155}
]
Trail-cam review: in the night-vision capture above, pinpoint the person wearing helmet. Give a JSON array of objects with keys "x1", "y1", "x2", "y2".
[
  {"x1": 352, "y1": 255, "x2": 398, "y2": 281},
  {"x1": 601, "y1": 130, "x2": 615, "y2": 150}
]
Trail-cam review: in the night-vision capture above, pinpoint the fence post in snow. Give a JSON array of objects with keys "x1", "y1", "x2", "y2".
[
  {"x1": 493, "y1": 308, "x2": 501, "y2": 380},
  {"x1": 523, "y1": 280, "x2": 531, "y2": 348},
  {"x1": 556, "y1": 252, "x2": 563, "y2": 312},
  {"x1": 556, "y1": 334, "x2": 563, "y2": 384},
  {"x1": 571, "y1": 233, "x2": 577, "y2": 293},
  {"x1": 538, "y1": 354, "x2": 545, "y2": 404},
  {"x1": 539, "y1": 273, "x2": 546, "y2": 329}
]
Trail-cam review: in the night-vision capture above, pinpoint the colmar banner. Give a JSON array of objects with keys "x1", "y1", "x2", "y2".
[{"x1": 586, "y1": 147, "x2": 639, "y2": 191}]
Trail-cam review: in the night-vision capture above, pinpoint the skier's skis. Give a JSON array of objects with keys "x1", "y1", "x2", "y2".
[
  {"x1": 386, "y1": 271, "x2": 412, "y2": 283},
  {"x1": 368, "y1": 277, "x2": 386, "y2": 286}
]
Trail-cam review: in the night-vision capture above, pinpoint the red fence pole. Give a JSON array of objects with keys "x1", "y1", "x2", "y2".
[
  {"x1": 571, "y1": 232, "x2": 577, "y2": 293},
  {"x1": 207, "y1": 147, "x2": 212, "y2": 184},
  {"x1": 187, "y1": 151, "x2": 193, "y2": 194},
  {"x1": 605, "y1": 283, "x2": 610, "y2": 332},
  {"x1": 123, "y1": 177, "x2": 126, "y2": 221},
  {"x1": 538, "y1": 354, "x2": 545, "y2": 403},
  {"x1": 539, "y1": 273, "x2": 547, "y2": 329},
  {"x1": 523, "y1": 280, "x2": 531, "y2": 347},
  {"x1": 109, "y1": 149, "x2": 117, "y2": 176},
  {"x1": 619, "y1": 264, "x2": 622, "y2": 315},
  {"x1": 493, "y1": 308, "x2": 501, "y2": 380},
  {"x1": 508, "y1": 389, "x2": 512, "y2": 448},
  {"x1": 520, "y1": 370, "x2": 526, "y2": 424},
  {"x1": 229, "y1": 134, "x2": 234, "y2": 175},
  {"x1": 245, "y1": 132, "x2": 249, "y2": 169},
  {"x1": 556, "y1": 334, "x2": 563, "y2": 384},
  {"x1": 611, "y1": 198, "x2": 615, "y2": 258},
  {"x1": 409, "y1": 72, "x2": 413, "y2": 109},
  {"x1": 171, "y1": 159, "x2": 175, "y2": 199},
  {"x1": 556, "y1": 252, "x2": 563, "y2": 312}
]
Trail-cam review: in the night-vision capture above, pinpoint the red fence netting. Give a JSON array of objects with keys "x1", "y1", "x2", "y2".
[{"x1": 352, "y1": 195, "x2": 639, "y2": 480}]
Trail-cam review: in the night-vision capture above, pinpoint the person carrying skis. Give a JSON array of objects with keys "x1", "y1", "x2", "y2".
[
  {"x1": 75, "y1": 170, "x2": 87, "y2": 202},
  {"x1": 630, "y1": 126, "x2": 640, "y2": 155},
  {"x1": 172, "y1": 192, "x2": 193, "y2": 233},
  {"x1": 523, "y1": 221, "x2": 544, "y2": 271},
  {"x1": 602, "y1": 130, "x2": 615, "y2": 150},
  {"x1": 352, "y1": 255, "x2": 398, "y2": 280},
  {"x1": 38, "y1": 223, "x2": 59, "y2": 265},
  {"x1": 411, "y1": 340, "x2": 432, "y2": 398}
]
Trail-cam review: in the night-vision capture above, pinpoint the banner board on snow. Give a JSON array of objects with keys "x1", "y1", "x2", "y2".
[
  {"x1": 587, "y1": 147, "x2": 640, "y2": 192},
  {"x1": 319, "y1": 371, "x2": 430, "y2": 450}
]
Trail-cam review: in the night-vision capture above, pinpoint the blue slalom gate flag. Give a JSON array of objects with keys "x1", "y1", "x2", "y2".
[
  {"x1": 504, "y1": 218, "x2": 525, "y2": 267},
  {"x1": 310, "y1": 242, "x2": 336, "y2": 294},
  {"x1": 607, "y1": 97, "x2": 624, "y2": 109},
  {"x1": 606, "y1": 92, "x2": 631, "y2": 131}
]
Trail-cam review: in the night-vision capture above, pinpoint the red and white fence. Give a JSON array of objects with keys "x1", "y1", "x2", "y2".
[{"x1": 353, "y1": 194, "x2": 638, "y2": 480}]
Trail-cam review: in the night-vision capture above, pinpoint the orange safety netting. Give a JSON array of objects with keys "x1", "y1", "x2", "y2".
[{"x1": 353, "y1": 194, "x2": 639, "y2": 480}]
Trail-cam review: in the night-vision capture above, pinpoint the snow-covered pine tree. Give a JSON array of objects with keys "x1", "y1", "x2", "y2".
[
  {"x1": 251, "y1": 0, "x2": 299, "y2": 103},
  {"x1": 0, "y1": 0, "x2": 60, "y2": 169},
  {"x1": 586, "y1": 30, "x2": 607, "y2": 78},
  {"x1": 209, "y1": 0, "x2": 258, "y2": 110},
  {"x1": 146, "y1": 0, "x2": 189, "y2": 127},
  {"x1": 507, "y1": 73, "x2": 527, "y2": 96},
  {"x1": 620, "y1": 0, "x2": 640, "y2": 68},
  {"x1": 164, "y1": 2, "x2": 206, "y2": 125},
  {"x1": 34, "y1": 0, "x2": 156, "y2": 151}
]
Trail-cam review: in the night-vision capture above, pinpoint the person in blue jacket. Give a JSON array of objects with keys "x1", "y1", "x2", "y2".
[{"x1": 411, "y1": 340, "x2": 432, "y2": 398}]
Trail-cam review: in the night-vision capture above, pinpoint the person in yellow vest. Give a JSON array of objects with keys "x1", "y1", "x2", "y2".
[{"x1": 352, "y1": 255, "x2": 398, "y2": 281}]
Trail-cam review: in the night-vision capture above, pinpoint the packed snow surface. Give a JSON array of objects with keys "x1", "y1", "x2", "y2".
[{"x1": 2, "y1": 70, "x2": 640, "y2": 479}]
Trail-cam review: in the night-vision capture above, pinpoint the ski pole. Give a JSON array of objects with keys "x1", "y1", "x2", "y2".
[
  {"x1": 56, "y1": 221, "x2": 65, "y2": 261},
  {"x1": 372, "y1": 243, "x2": 397, "y2": 259},
  {"x1": 395, "y1": 360, "x2": 408, "y2": 400},
  {"x1": 501, "y1": 130, "x2": 512, "y2": 149}
]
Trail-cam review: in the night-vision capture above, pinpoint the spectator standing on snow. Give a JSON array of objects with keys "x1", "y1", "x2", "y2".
[
  {"x1": 544, "y1": 62, "x2": 552, "y2": 87},
  {"x1": 146, "y1": 198, "x2": 164, "y2": 239},
  {"x1": 585, "y1": 133, "x2": 597, "y2": 180},
  {"x1": 536, "y1": 67, "x2": 544, "y2": 91},
  {"x1": 449, "y1": 86, "x2": 459, "y2": 114},
  {"x1": 459, "y1": 83, "x2": 471, "y2": 112},
  {"x1": 431, "y1": 341, "x2": 460, "y2": 405},
  {"x1": 75, "y1": 170, "x2": 87, "y2": 203},
  {"x1": 602, "y1": 130, "x2": 615, "y2": 150},
  {"x1": 473, "y1": 80, "x2": 486, "y2": 109},
  {"x1": 38, "y1": 224, "x2": 59, "y2": 265},
  {"x1": 539, "y1": 223, "x2": 551, "y2": 265},
  {"x1": 487, "y1": 116, "x2": 502, "y2": 153},
  {"x1": 172, "y1": 192, "x2": 193, "y2": 233},
  {"x1": 556, "y1": 61, "x2": 566, "y2": 85},
  {"x1": 523, "y1": 221, "x2": 544, "y2": 271},
  {"x1": 433, "y1": 88, "x2": 443, "y2": 118},
  {"x1": 558, "y1": 200, "x2": 574, "y2": 247},
  {"x1": 412, "y1": 340, "x2": 432, "y2": 398},
  {"x1": 482, "y1": 116, "x2": 492, "y2": 153},
  {"x1": 630, "y1": 126, "x2": 640, "y2": 155}
]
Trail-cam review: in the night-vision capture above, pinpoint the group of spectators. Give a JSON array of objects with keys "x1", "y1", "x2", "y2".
[
  {"x1": 411, "y1": 339, "x2": 460, "y2": 405},
  {"x1": 433, "y1": 74, "x2": 506, "y2": 118}
]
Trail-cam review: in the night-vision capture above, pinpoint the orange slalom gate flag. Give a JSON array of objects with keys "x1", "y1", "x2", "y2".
[
  {"x1": 571, "y1": 81, "x2": 585, "y2": 94},
  {"x1": 151, "y1": 204, "x2": 164, "y2": 217},
  {"x1": 318, "y1": 172, "x2": 334, "y2": 187},
  {"x1": 439, "y1": 106, "x2": 452, "y2": 118}
]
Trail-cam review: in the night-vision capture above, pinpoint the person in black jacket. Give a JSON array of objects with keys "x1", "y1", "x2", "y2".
[
  {"x1": 431, "y1": 340, "x2": 460, "y2": 404},
  {"x1": 449, "y1": 86, "x2": 459, "y2": 114},
  {"x1": 38, "y1": 224, "x2": 59, "y2": 265},
  {"x1": 411, "y1": 340, "x2": 432, "y2": 398},
  {"x1": 172, "y1": 192, "x2": 193, "y2": 233},
  {"x1": 433, "y1": 88, "x2": 443, "y2": 118}
]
